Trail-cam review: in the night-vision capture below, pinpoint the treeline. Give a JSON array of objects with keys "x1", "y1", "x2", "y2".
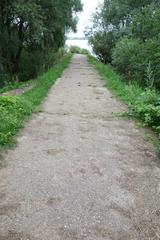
[
  {"x1": 86, "y1": 0, "x2": 160, "y2": 89},
  {"x1": 0, "y1": 0, "x2": 82, "y2": 86}
]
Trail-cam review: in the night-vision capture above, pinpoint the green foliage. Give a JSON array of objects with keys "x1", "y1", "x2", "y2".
[
  {"x1": 130, "y1": 5, "x2": 160, "y2": 41},
  {"x1": 128, "y1": 90, "x2": 160, "y2": 133},
  {"x1": 112, "y1": 37, "x2": 140, "y2": 77},
  {"x1": 89, "y1": 32, "x2": 117, "y2": 63},
  {"x1": 0, "y1": 53, "x2": 72, "y2": 146},
  {"x1": 69, "y1": 46, "x2": 82, "y2": 54},
  {"x1": 0, "y1": 81, "x2": 33, "y2": 94},
  {"x1": 0, "y1": 96, "x2": 33, "y2": 145},
  {"x1": 0, "y1": 0, "x2": 82, "y2": 85},
  {"x1": 80, "y1": 49, "x2": 90, "y2": 55},
  {"x1": 145, "y1": 61, "x2": 155, "y2": 89},
  {"x1": 86, "y1": 0, "x2": 160, "y2": 90},
  {"x1": 69, "y1": 46, "x2": 90, "y2": 55},
  {"x1": 112, "y1": 37, "x2": 160, "y2": 88}
]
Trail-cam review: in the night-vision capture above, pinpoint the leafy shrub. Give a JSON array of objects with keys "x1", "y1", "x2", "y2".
[
  {"x1": 81, "y1": 48, "x2": 90, "y2": 55},
  {"x1": 18, "y1": 50, "x2": 46, "y2": 81},
  {"x1": 17, "y1": 47, "x2": 67, "y2": 82},
  {"x1": 0, "y1": 96, "x2": 33, "y2": 144},
  {"x1": 130, "y1": 5, "x2": 160, "y2": 41},
  {"x1": 69, "y1": 46, "x2": 90, "y2": 55},
  {"x1": 128, "y1": 90, "x2": 160, "y2": 133},
  {"x1": 0, "y1": 96, "x2": 32, "y2": 114},
  {"x1": 112, "y1": 37, "x2": 140, "y2": 76},
  {"x1": 112, "y1": 37, "x2": 160, "y2": 89},
  {"x1": 89, "y1": 32, "x2": 117, "y2": 63},
  {"x1": 0, "y1": 53, "x2": 71, "y2": 146},
  {"x1": 69, "y1": 46, "x2": 81, "y2": 54}
]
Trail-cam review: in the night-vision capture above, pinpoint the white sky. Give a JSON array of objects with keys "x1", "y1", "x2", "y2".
[{"x1": 68, "y1": 0, "x2": 103, "y2": 37}]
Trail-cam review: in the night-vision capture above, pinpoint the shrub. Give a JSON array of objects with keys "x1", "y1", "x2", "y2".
[
  {"x1": 0, "y1": 53, "x2": 72, "y2": 146},
  {"x1": 112, "y1": 37, "x2": 160, "y2": 89},
  {"x1": 112, "y1": 37, "x2": 141, "y2": 78},
  {"x1": 81, "y1": 48, "x2": 90, "y2": 55},
  {"x1": 69, "y1": 46, "x2": 81, "y2": 54},
  {"x1": 128, "y1": 90, "x2": 160, "y2": 133},
  {"x1": 89, "y1": 32, "x2": 117, "y2": 63},
  {"x1": 0, "y1": 96, "x2": 33, "y2": 144},
  {"x1": 69, "y1": 46, "x2": 90, "y2": 55}
]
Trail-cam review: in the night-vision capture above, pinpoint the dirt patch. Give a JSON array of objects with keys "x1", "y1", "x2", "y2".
[
  {"x1": 0, "y1": 203, "x2": 20, "y2": 216},
  {"x1": 0, "y1": 231, "x2": 31, "y2": 240}
]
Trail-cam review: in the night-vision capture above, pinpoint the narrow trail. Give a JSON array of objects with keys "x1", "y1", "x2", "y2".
[{"x1": 0, "y1": 55, "x2": 160, "y2": 240}]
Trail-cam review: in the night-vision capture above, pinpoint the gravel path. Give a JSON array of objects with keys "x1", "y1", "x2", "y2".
[{"x1": 0, "y1": 54, "x2": 160, "y2": 240}]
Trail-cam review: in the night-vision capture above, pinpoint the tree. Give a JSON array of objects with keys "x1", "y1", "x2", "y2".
[
  {"x1": 86, "y1": 0, "x2": 160, "y2": 89},
  {"x1": 0, "y1": 0, "x2": 82, "y2": 82}
]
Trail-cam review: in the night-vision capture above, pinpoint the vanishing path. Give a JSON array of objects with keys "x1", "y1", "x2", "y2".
[{"x1": 0, "y1": 55, "x2": 160, "y2": 240}]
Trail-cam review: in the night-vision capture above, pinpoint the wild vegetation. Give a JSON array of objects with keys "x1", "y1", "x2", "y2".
[
  {"x1": 69, "y1": 45, "x2": 90, "y2": 55},
  {"x1": 0, "y1": 0, "x2": 82, "y2": 147},
  {"x1": 89, "y1": 55, "x2": 160, "y2": 152},
  {"x1": 86, "y1": 0, "x2": 160, "y2": 89},
  {"x1": 0, "y1": 0, "x2": 82, "y2": 87},
  {"x1": 86, "y1": 0, "x2": 160, "y2": 151},
  {"x1": 0, "y1": 53, "x2": 72, "y2": 146}
]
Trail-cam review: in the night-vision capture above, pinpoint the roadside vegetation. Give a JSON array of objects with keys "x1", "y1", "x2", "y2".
[
  {"x1": 88, "y1": 56, "x2": 160, "y2": 153},
  {"x1": 86, "y1": 0, "x2": 160, "y2": 90},
  {"x1": 0, "y1": 81, "x2": 34, "y2": 94},
  {"x1": 69, "y1": 45, "x2": 90, "y2": 55},
  {"x1": 0, "y1": 0, "x2": 82, "y2": 148},
  {"x1": 0, "y1": 53, "x2": 72, "y2": 146},
  {"x1": 85, "y1": 0, "x2": 160, "y2": 152},
  {"x1": 0, "y1": 0, "x2": 82, "y2": 87}
]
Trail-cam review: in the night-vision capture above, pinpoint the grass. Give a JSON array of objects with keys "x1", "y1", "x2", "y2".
[
  {"x1": 88, "y1": 56, "x2": 143, "y2": 104},
  {"x1": 88, "y1": 55, "x2": 160, "y2": 154},
  {"x1": 0, "y1": 80, "x2": 34, "y2": 94},
  {"x1": 0, "y1": 53, "x2": 72, "y2": 147}
]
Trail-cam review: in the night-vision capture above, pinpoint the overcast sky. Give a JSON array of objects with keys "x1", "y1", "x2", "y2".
[{"x1": 68, "y1": 0, "x2": 103, "y2": 37}]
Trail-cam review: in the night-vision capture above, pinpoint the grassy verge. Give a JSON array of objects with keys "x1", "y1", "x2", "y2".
[
  {"x1": 0, "y1": 80, "x2": 34, "y2": 94},
  {"x1": 88, "y1": 55, "x2": 160, "y2": 154},
  {"x1": 0, "y1": 53, "x2": 72, "y2": 147}
]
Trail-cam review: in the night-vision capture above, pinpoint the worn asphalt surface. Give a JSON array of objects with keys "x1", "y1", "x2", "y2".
[{"x1": 0, "y1": 54, "x2": 160, "y2": 240}]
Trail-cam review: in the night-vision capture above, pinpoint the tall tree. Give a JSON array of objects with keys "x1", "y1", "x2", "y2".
[{"x1": 0, "y1": 0, "x2": 82, "y2": 82}]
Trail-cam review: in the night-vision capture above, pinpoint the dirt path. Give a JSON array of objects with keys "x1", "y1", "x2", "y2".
[{"x1": 0, "y1": 55, "x2": 160, "y2": 240}]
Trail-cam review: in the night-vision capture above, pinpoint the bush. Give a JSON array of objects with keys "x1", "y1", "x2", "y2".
[
  {"x1": 81, "y1": 48, "x2": 90, "y2": 55},
  {"x1": 112, "y1": 37, "x2": 141, "y2": 77},
  {"x1": 69, "y1": 46, "x2": 90, "y2": 55},
  {"x1": 0, "y1": 53, "x2": 72, "y2": 146},
  {"x1": 69, "y1": 46, "x2": 81, "y2": 54},
  {"x1": 112, "y1": 37, "x2": 160, "y2": 89},
  {"x1": 17, "y1": 50, "x2": 45, "y2": 82},
  {"x1": 128, "y1": 89, "x2": 160, "y2": 133},
  {"x1": 14, "y1": 48, "x2": 67, "y2": 82},
  {"x1": 89, "y1": 32, "x2": 117, "y2": 63},
  {"x1": 0, "y1": 96, "x2": 33, "y2": 144}
]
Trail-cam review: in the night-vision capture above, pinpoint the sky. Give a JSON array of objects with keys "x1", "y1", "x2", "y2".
[{"x1": 68, "y1": 0, "x2": 103, "y2": 38}]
